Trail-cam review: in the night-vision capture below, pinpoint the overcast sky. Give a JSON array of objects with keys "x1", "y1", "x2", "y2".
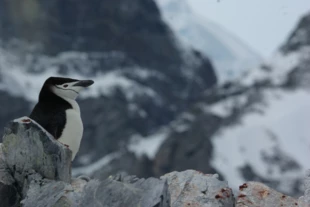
[{"x1": 187, "y1": 0, "x2": 310, "y2": 58}]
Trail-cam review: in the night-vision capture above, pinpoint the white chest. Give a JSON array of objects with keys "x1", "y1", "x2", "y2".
[{"x1": 58, "y1": 99, "x2": 83, "y2": 161}]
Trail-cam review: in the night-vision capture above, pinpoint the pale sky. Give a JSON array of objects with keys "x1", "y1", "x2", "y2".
[{"x1": 187, "y1": 0, "x2": 310, "y2": 58}]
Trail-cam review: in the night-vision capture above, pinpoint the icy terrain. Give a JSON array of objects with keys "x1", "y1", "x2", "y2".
[{"x1": 156, "y1": 0, "x2": 262, "y2": 83}]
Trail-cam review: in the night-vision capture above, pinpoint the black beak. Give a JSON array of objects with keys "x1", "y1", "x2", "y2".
[{"x1": 73, "y1": 80, "x2": 94, "y2": 87}]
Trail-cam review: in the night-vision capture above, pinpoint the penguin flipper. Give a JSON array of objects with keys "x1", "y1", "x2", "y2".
[
  {"x1": 45, "y1": 111, "x2": 66, "y2": 140},
  {"x1": 29, "y1": 103, "x2": 50, "y2": 128}
]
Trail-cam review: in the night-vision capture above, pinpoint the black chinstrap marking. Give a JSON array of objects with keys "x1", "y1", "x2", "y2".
[{"x1": 54, "y1": 85, "x2": 79, "y2": 94}]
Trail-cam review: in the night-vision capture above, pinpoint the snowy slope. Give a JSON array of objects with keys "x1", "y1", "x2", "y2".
[
  {"x1": 210, "y1": 40, "x2": 310, "y2": 194},
  {"x1": 156, "y1": 0, "x2": 262, "y2": 83},
  {"x1": 126, "y1": 20, "x2": 310, "y2": 194},
  {"x1": 0, "y1": 49, "x2": 159, "y2": 102},
  {"x1": 211, "y1": 88, "x2": 310, "y2": 194}
]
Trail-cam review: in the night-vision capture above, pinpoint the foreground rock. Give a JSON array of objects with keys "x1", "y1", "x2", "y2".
[
  {"x1": 298, "y1": 170, "x2": 310, "y2": 207},
  {"x1": 236, "y1": 182, "x2": 298, "y2": 207},
  {"x1": 0, "y1": 143, "x2": 19, "y2": 207},
  {"x1": 0, "y1": 118, "x2": 310, "y2": 207},
  {"x1": 0, "y1": 118, "x2": 169, "y2": 207},
  {"x1": 162, "y1": 170, "x2": 234, "y2": 207}
]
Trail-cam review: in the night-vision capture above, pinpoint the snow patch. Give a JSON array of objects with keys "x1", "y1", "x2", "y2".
[
  {"x1": 79, "y1": 70, "x2": 157, "y2": 100},
  {"x1": 0, "y1": 48, "x2": 159, "y2": 101},
  {"x1": 242, "y1": 46, "x2": 310, "y2": 86},
  {"x1": 72, "y1": 152, "x2": 122, "y2": 176},
  {"x1": 211, "y1": 89, "x2": 310, "y2": 193},
  {"x1": 207, "y1": 94, "x2": 248, "y2": 118},
  {"x1": 155, "y1": 0, "x2": 262, "y2": 83},
  {"x1": 128, "y1": 129, "x2": 168, "y2": 159},
  {"x1": 170, "y1": 112, "x2": 196, "y2": 133}
]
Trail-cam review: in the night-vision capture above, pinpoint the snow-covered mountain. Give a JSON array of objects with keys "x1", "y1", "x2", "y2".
[
  {"x1": 152, "y1": 12, "x2": 310, "y2": 196},
  {"x1": 156, "y1": 0, "x2": 262, "y2": 83}
]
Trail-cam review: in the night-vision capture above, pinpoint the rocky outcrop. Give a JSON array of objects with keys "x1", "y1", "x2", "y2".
[
  {"x1": 0, "y1": 118, "x2": 170, "y2": 207},
  {"x1": 1, "y1": 118, "x2": 310, "y2": 207},
  {"x1": 282, "y1": 12, "x2": 310, "y2": 53},
  {"x1": 236, "y1": 182, "x2": 299, "y2": 207},
  {"x1": 162, "y1": 171, "x2": 234, "y2": 207}
]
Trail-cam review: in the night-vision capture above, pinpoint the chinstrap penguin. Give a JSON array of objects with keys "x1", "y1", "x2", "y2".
[{"x1": 29, "y1": 77, "x2": 94, "y2": 160}]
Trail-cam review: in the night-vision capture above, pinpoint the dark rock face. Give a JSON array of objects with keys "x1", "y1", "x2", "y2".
[
  {"x1": 0, "y1": 183, "x2": 19, "y2": 207},
  {"x1": 0, "y1": 141, "x2": 20, "y2": 207},
  {"x1": 0, "y1": 91, "x2": 31, "y2": 142},
  {"x1": 0, "y1": 0, "x2": 178, "y2": 70},
  {"x1": 154, "y1": 113, "x2": 221, "y2": 177},
  {"x1": 282, "y1": 12, "x2": 310, "y2": 53}
]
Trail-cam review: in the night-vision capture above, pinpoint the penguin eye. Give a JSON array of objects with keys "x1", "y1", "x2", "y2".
[{"x1": 63, "y1": 84, "x2": 68, "y2": 88}]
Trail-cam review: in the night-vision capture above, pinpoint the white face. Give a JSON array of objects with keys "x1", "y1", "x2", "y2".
[{"x1": 51, "y1": 81, "x2": 84, "y2": 100}]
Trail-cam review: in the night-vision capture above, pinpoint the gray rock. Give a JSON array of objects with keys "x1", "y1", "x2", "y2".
[
  {"x1": 0, "y1": 143, "x2": 20, "y2": 207},
  {"x1": 298, "y1": 170, "x2": 310, "y2": 206},
  {"x1": 80, "y1": 174, "x2": 170, "y2": 207},
  {"x1": 1, "y1": 118, "x2": 80, "y2": 206},
  {"x1": 21, "y1": 173, "x2": 90, "y2": 207},
  {"x1": 2, "y1": 118, "x2": 72, "y2": 189},
  {"x1": 0, "y1": 143, "x2": 15, "y2": 185},
  {"x1": 0, "y1": 118, "x2": 170, "y2": 207},
  {"x1": 161, "y1": 170, "x2": 235, "y2": 207},
  {"x1": 22, "y1": 177, "x2": 71, "y2": 207},
  {"x1": 236, "y1": 182, "x2": 298, "y2": 207}
]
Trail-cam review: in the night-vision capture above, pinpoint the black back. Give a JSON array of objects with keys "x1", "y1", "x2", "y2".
[{"x1": 29, "y1": 77, "x2": 77, "y2": 139}]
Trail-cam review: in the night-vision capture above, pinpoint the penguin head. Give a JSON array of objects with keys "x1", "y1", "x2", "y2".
[{"x1": 41, "y1": 77, "x2": 94, "y2": 100}]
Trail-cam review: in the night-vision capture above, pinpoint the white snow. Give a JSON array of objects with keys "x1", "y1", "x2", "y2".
[
  {"x1": 170, "y1": 112, "x2": 196, "y2": 133},
  {"x1": 72, "y1": 152, "x2": 122, "y2": 176},
  {"x1": 129, "y1": 68, "x2": 165, "y2": 80},
  {"x1": 0, "y1": 48, "x2": 158, "y2": 102},
  {"x1": 242, "y1": 46, "x2": 310, "y2": 86},
  {"x1": 128, "y1": 129, "x2": 168, "y2": 159},
  {"x1": 1, "y1": 68, "x2": 59, "y2": 101},
  {"x1": 79, "y1": 70, "x2": 157, "y2": 100},
  {"x1": 211, "y1": 88, "x2": 310, "y2": 193},
  {"x1": 155, "y1": 0, "x2": 262, "y2": 83},
  {"x1": 206, "y1": 94, "x2": 248, "y2": 118}
]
